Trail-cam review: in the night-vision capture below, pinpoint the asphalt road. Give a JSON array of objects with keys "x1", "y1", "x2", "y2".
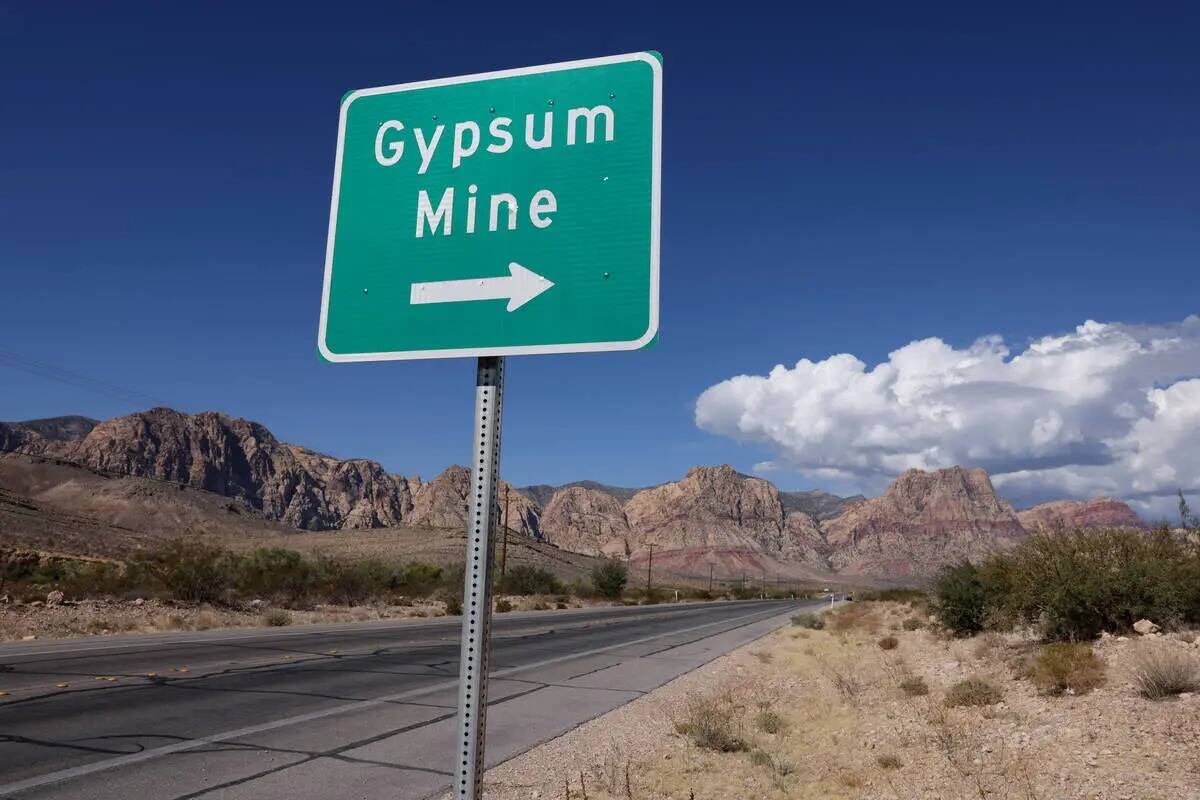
[{"x1": 0, "y1": 599, "x2": 813, "y2": 800}]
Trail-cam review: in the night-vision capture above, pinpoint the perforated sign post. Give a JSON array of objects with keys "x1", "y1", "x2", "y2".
[{"x1": 318, "y1": 52, "x2": 661, "y2": 800}]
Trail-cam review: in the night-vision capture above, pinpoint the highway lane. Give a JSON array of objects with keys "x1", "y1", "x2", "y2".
[{"x1": 0, "y1": 599, "x2": 813, "y2": 800}]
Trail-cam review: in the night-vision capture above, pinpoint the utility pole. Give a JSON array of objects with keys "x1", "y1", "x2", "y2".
[
  {"x1": 646, "y1": 544, "x2": 655, "y2": 598},
  {"x1": 500, "y1": 484, "x2": 511, "y2": 583},
  {"x1": 708, "y1": 563, "x2": 713, "y2": 595}
]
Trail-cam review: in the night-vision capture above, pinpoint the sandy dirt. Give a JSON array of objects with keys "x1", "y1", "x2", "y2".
[{"x1": 469, "y1": 601, "x2": 1200, "y2": 800}]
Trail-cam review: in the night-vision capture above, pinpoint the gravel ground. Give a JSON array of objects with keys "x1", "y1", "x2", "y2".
[{"x1": 464, "y1": 602, "x2": 1200, "y2": 800}]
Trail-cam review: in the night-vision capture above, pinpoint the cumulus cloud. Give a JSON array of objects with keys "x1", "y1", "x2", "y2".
[{"x1": 695, "y1": 317, "x2": 1200, "y2": 517}]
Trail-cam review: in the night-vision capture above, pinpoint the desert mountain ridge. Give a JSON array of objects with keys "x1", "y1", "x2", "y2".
[{"x1": 0, "y1": 408, "x2": 1146, "y2": 577}]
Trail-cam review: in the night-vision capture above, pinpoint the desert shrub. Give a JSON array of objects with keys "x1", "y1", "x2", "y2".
[
  {"x1": 968, "y1": 528, "x2": 1200, "y2": 641},
  {"x1": 730, "y1": 584, "x2": 758, "y2": 600},
  {"x1": 878, "y1": 635, "x2": 899, "y2": 650},
  {"x1": 640, "y1": 587, "x2": 665, "y2": 605},
  {"x1": 902, "y1": 617, "x2": 923, "y2": 631},
  {"x1": 1130, "y1": 644, "x2": 1200, "y2": 699},
  {"x1": 791, "y1": 612, "x2": 825, "y2": 630},
  {"x1": 858, "y1": 588, "x2": 926, "y2": 604},
  {"x1": 876, "y1": 753, "x2": 903, "y2": 770},
  {"x1": 749, "y1": 748, "x2": 773, "y2": 767},
  {"x1": 495, "y1": 598, "x2": 513, "y2": 613},
  {"x1": 1023, "y1": 642, "x2": 1105, "y2": 696},
  {"x1": 442, "y1": 592, "x2": 462, "y2": 616},
  {"x1": 675, "y1": 690, "x2": 747, "y2": 752},
  {"x1": 828, "y1": 602, "x2": 877, "y2": 633},
  {"x1": 590, "y1": 560, "x2": 628, "y2": 599},
  {"x1": 394, "y1": 562, "x2": 444, "y2": 595},
  {"x1": 899, "y1": 675, "x2": 930, "y2": 697},
  {"x1": 931, "y1": 562, "x2": 988, "y2": 636},
  {"x1": 754, "y1": 709, "x2": 785, "y2": 734},
  {"x1": 136, "y1": 542, "x2": 234, "y2": 605},
  {"x1": 262, "y1": 609, "x2": 292, "y2": 627},
  {"x1": 312, "y1": 557, "x2": 391, "y2": 605},
  {"x1": 944, "y1": 678, "x2": 1003, "y2": 707},
  {"x1": 236, "y1": 548, "x2": 313, "y2": 604},
  {"x1": 500, "y1": 565, "x2": 561, "y2": 595}
]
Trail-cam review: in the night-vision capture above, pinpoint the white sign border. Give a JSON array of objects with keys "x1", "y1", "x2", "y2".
[{"x1": 317, "y1": 51, "x2": 662, "y2": 363}]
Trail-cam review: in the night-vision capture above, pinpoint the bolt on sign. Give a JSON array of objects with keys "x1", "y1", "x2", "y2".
[{"x1": 318, "y1": 52, "x2": 662, "y2": 360}]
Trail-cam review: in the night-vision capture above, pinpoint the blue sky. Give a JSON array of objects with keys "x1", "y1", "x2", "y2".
[{"x1": 2, "y1": 3, "x2": 1198, "y2": 507}]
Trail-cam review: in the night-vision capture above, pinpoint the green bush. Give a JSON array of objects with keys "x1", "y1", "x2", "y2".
[
  {"x1": 1023, "y1": 643, "x2": 1105, "y2": 696},
  {"x1": 791, "y1": 613, "x2": 825, "y2": 630},
  {"x1": 931, "y1": 562, "x2": 988, "y2": 636},
  {"x1": 395, "y1": 562, "x2": 444, "y2": 595},
  {"x1": 237, "y1": 548, "x2": 313, "y2": 604},
  {"x1": 590, "y1": 560, "x2": 628, "y2": 599},
  {"x1": 135, "y1": 542, "x2": 233, "y2": 605},
  {"x1": 499, "y1": 565, "x2": 561, "y2": 595},
  {"x1": 858, "y1": 588, "x2": 926, "y2": 603},
  {"x1": 944, "y1": 678, "x2": 1003, "y2": 708}
]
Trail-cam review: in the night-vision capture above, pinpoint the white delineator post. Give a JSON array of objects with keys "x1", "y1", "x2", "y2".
[{"x1": 454, "y1": 356, "x2": 505, "y2": 800}]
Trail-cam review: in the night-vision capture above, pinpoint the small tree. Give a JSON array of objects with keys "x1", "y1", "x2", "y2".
[
  {"x1": 591, "y1": 560, "x2": 628, "y2": 599},
  {"x1": 931, "y1": 561, "x2": 987, "y2": 636},
  {"x1": 1180, "y1": 490, "x2": 1198, "y2": 530}
]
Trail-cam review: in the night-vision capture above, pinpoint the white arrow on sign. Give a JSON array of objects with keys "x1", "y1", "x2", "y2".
[{"x1": 409, "y1": 262, "x2": 555, "y2": 312}]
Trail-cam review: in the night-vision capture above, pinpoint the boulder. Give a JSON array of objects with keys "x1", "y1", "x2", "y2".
[{"x1": 1133, "y1": 619, "x2": 1160, "y2": 635}]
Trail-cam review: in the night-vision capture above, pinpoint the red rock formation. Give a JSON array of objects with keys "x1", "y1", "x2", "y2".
[{"x1": 1017, "y1": 498, "x2": 1145, "y2": 531}]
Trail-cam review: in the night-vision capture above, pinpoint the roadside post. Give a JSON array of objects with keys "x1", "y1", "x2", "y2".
[{"x1": 318, "y1": 53, "x2": 662, "y2": 800}]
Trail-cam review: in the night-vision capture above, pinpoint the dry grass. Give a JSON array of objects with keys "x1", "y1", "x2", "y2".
[
  {"x1": 673, "y1": 686, "x2": 749, "y2": 752},
  {"x1": 790, "y1": 612, "x2": 825, "y2": 630},
  {"x1": 1022, "y1": 643, "x2": 1105, "y2": 696},
  {"x1": 876, "y1": 753, "x2": 903, "y2": 770},
  {"x1": 261, "y1": 609, "x2": 291, "y2": 627},
  {"x1": 1130, "y1": 644, "x2": 1200, "y2": 699},
  {"x1": 899, "y1": 674, "x2": 930, "y2": 697},
  {"x1": 902, "y1": 617, "x2": 923, "y2": 631},
  {"x1": 754, "y1": 708, "x2": 786, "y2": 734},
  {"x1": 828, "y1": 602, "x2": 878, "y2": 634},
  {"x1": 480, "y1": 600, "x2": 1200, "y2": 800},
  {"x1": 944, "y1": 677, "x2": 1004, "y2": 708}
]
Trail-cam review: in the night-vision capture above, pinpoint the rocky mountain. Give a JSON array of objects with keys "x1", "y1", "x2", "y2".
[
  {"x1": 1, "y1": 407, "x2": 1150, "y2": 579},
  {"x1": 823, "y1": 467, "x2": 1027, "y2": 576},
  {"x1": 1017, "y1": 498, "x2": 1147, "y2": 531},
  {"x1": 622, "y1": 465, "x2": 829, "y2": 566},
  {"x1": 780, "y1": 489, "x2": 865, "y2": 521},
  {"x1": 539, "y1": 485, "x2": 633, "y2": 556},
  {"x1": 0, "y1": 416, "x2": 98, "y2": 457},
  {"x1": 408, "y1": 465, "x2": 540, "y2": 536},
  {"x1": 2, "y1": 408, "x2": 416, "y2": 530},
  {"x1": 520, "y1": 480, "x2": 644, "y2": 508}
]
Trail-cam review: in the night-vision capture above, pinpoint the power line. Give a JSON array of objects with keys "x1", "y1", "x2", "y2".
[{"x1": 0, "y1": 349, "x2": 168, "y2": 408}]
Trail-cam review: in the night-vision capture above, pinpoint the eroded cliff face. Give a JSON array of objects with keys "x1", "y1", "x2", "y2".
[
  {"x1": 823, "y1": 467, "x2": 1027, "y2": 575},
  {"x1": 4, "y1": 408, "x2": 415, "y2": 531},
  {"x1": 1017, "y1": 498, "x2": 1146, "y2": 532},
  {"x1": 408, "y1": 465, "x2": 540, "y2": 536},
  {"x1": 539, "y1": 485, "x2": 632, "y2": 557},
  {"x1": 621, "y1": 465, "x2": 830, "y2": 566}
]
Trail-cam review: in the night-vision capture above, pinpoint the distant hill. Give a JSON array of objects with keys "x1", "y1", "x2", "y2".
[{"x1": 1, "y1": 407, "x2": 1148, "y2": 579}]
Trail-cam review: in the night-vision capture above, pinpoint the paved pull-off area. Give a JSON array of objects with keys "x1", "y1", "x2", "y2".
[{"x1": 0, "y1": 599, "x2": 809, "y2": 800}]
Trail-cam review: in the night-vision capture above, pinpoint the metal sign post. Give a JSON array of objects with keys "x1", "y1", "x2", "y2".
[
  {"x1": 317, "y1": 52, "x2": 662, "y2": 800},
  {"x1": 454, "y1": 356, "x2": 505, "y2": 800}
]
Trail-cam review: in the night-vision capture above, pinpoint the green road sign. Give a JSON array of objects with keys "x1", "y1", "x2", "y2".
[{"x1": 318, "y1": 52, "x2": 662, "y2": 362}]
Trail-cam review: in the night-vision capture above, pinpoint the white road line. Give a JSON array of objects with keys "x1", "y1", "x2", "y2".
[{"x1": 0, "y1": 603, "x2": 804, "y2": 797}]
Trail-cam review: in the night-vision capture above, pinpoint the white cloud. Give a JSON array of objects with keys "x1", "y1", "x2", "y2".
[{"x1": 696, "y1": 317, "x2": 1200, "y2": 517}]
